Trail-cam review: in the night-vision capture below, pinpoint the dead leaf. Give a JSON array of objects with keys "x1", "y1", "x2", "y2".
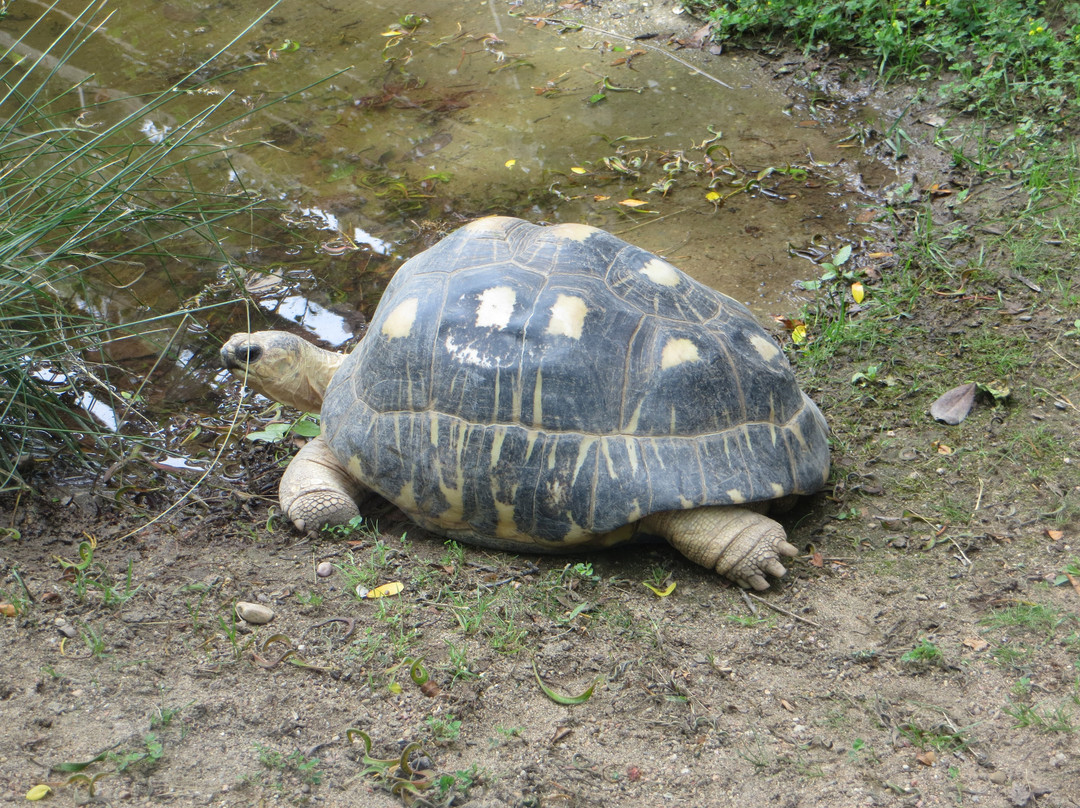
[
  {"x1": 550, "y1": 726, "x2": 572, "y2": 743},
  {"x1": 963, "y1": 637, "x2": 989, "y2": 652},
  {"x1": 0, "y1": 603, "x2": 15, "y2": 617},
  {"x1": 930, "y1": 382, "x2": 976, "y2": 424},
  {"x1": 618, "y1": 198, "x2": 648, "y2": 207},
  {"x1": 916, "y1": 749, "x2": 937, "y2": 766},
  {"x1": 934, "y1": 442, "x2": 953, "y2": 455},
  {"x1": 809, "y1": 551, "x2": 824, "y2": 568},
  {"x1": 1046, "y1": 529, "x2": 1064, "y2": 540}
]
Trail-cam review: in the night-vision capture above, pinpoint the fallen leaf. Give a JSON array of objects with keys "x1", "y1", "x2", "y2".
[
  {"x1": 504, "y1": 159, "x2": 517, "y2": 168},
  {"x1": 551, "y1": 726, "x2": 572, "y2": 743},
  {"x1": 773, "y1": 316, "x2": 805, "y2": 332},
  {"x1": 791, "y1": 324, "x2": 807, "y2": 344},
  {"x1": 1046, "y1": 529, "x2": 1064, "y2": 540},
  {"x1": 570, "y1": 166, "x2": 587, "y2": 174},
  {"x1": 642, "y1": 581, "x2": 677, "y2": 597},
  {"x1": 618, "y1": 198, "x2": 648, "y2": 207},
  {"x1": 0, "y1": 603, "x2": 15, "y2": 617},
  {"x1": 809, "y1": 551, "x2": 824, "y2": 568},
  {"x1": 963, "y1": 637, "x2": 989, "y2": 652},
  {"x1": 26, "y1": 785, "x2": 52, "y2": 801},
  {"x1": 916, "y1": 749, "x2": 937, "y2": 766},
  {"x1": 851, "y1": 282, "x2": 865, "y2": 303},
  {"x1": 705, "y1": 190, "x2": 721, "y2": 202},
  {"x1": 930, "y1": 382, "x2": 976, "y2": 425},
  {"x1": 366, "y1": 581, "x2": 404, "y2": 599},
  {"x1": 933, "y1": 442, "x2": 953, "y2": 455}
]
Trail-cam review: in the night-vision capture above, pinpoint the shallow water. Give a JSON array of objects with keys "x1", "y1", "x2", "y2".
[{"x1": 5, "y1": 0, "x2": 891, "y2": 429}]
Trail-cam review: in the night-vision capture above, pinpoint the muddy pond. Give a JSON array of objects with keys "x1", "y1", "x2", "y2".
[{"x1": 7, "y1": 0, "x2": 894, "y2": 439}]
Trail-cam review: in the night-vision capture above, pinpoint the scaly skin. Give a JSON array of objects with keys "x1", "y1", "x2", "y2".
[
  {"x1": 279, "y1": 436, "x2": 364, "y2": 532},
  {"x1": 640, "y1": 507, "x2": 798, "y2": 590}
]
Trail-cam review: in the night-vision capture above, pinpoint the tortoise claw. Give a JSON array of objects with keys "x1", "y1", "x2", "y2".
[
  {"x1": 745, "y1": 573, "x2": 770, "y2": 591},
  {"x1": 762, "y1": 557, "x2": 789, "y2": 579}
]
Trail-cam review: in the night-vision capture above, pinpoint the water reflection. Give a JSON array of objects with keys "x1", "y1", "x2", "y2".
[{"x1": 259, "y1": 294, "x2": 354, "y2": 348}]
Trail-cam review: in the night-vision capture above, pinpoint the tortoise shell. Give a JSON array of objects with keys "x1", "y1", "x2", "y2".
[{"x1": 321, "y1": 217, "x2": 829, "y2": 550}]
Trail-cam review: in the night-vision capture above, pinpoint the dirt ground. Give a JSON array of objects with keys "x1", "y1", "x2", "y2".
[{"x1": 2, "y1": 5, "x2": 1079, "y2": 808}]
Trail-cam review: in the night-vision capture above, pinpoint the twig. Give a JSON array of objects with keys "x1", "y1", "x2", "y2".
[
  {"x1": 739, "y1": 589, "x2": 758, "y2": 615},
  {"x1": 745, "y1": 592, "x2": 822, "y2": 628},
  {"x1": 529, "y1": 16, "x2": 734, "y2": 90},
  {"x1": 948, "y1": 537, "x2": 971, "y2": 567}
]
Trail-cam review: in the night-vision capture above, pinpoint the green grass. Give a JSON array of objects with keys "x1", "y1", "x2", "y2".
[
  {"x1": 686, "y1": 0, "x2": 1080, "y2": 121},
  {"x1": 981, "y1": 603, "x2": 1070, "y2": 638}
]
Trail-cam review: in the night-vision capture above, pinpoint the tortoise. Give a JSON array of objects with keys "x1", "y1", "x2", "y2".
[{"x1": 221, "y1": 216, "x2": 830, "y2": 589}]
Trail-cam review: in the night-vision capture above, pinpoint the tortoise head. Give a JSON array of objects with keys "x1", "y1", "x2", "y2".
[{"x1": 220, "y1": 331, "x2": 344, "y2": 414}]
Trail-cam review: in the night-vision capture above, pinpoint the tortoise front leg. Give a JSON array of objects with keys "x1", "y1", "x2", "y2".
[
  {"x1": 279, "y1": 435, "x2": 364, "y2": 532},
  {"x1": 639, "y1": 507, "x2": 798, "y2": 590}
]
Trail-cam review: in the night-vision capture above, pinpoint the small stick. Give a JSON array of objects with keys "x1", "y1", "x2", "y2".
[
  {"x1": 746, "y1": 592, "x2": 822, "y2": 628},
  {"x1": 739, "y1": 589, "x2": 758, "y2": 615}
]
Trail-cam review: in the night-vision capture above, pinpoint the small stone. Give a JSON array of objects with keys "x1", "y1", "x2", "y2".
[
  {"x1": 989, "y1": 771, "x2": 1007, "y2": 785},
  {"x1": 317, "y1": 561, "x2": 334, "y2": 578},
  {"x1": 236, "y1": 601, "x2": 274, "y2": 625}
]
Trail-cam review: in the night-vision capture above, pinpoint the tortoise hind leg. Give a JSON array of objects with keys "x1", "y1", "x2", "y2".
[
  {"x1": 639, "y1": 507, "x2": 798, "y2": 590},
  {"x1": 279, "y1": 435, "x2": 364, "y2": 532}
]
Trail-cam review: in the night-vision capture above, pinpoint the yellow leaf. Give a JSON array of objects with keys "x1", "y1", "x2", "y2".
[
  {"x1": 593, "y1": 194, "x2": 610, "y2": 201},
  {"x1": 388, "y1": 681, "x2": 403, "y2": 694},
  {"x1": 26, "y1": 785, "x2": 52, "y2": 801},
  {"x1": 791, "y1": 324, "x2": 807, "y2": 344},
  {"x1": 570, "y1": 166, "x2": 587, "y2": 174},
  {"x1": 851, "y1": 282, "x2": 865, "y2": 303},
  {"x1": 642, "y1": 581, "x2": 676, "y2": 597},
  {"x1": 365, "y1": 581, "x2": 404, "y2": 599},
  {"x1": 618, "y1": 198, "x2": 647, "y2": 207},
  {"x1": 0, "y1": 603, "x2": 15, "y2": 617},
  {"x1": 504, "y1": 159, "x2": 516, "y2": 168},
  {"x1": 381, "y1": 30, "x2": 403, "y2": 37},
  {"x1": 705, "y1": 191, "x2": 721, "y2": 202}
]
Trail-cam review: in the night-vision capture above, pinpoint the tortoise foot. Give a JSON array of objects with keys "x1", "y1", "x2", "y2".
[
  {"x1": 640, "y1": 507, "x2": 798, "y2": 590},
  {"x1": 278, "y1": 435, "x2": 364, "y2": 533}
]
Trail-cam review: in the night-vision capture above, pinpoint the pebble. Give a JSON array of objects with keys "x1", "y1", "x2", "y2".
[
  {"x1": 989, "y1": 771, "x2": 1007, "y2": 785},
  {"x1": 236, "y1": 601, "x2": 274, "y2": 625},
  {"x1": 317, "y1": 561, "x2": 334, "y2": 578}
]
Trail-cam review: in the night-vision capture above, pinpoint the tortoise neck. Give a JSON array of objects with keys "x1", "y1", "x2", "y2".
[{"x1": 287, "y1": 341, "x2": 344, "y2": 413}]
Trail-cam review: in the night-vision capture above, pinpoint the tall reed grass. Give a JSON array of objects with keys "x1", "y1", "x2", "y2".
[{"x1": 0, "y1": 0, "x2": 302, "y2": 492}]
